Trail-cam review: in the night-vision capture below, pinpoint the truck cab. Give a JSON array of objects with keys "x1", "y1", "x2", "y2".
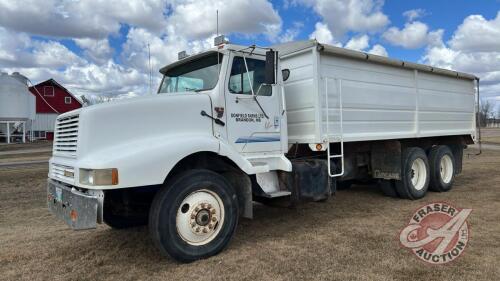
[{"x1": 47, "y1": 40, "x2": 296, "y2": 262}]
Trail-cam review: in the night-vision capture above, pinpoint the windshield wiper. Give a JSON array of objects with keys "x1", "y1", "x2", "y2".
[{"x1": 194, "y1": 88, "x2": 210, "y2": 92}]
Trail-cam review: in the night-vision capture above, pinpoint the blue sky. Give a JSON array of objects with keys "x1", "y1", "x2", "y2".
[{"x1": 0, "y1": 0, "x2": 499, "y2": 112}]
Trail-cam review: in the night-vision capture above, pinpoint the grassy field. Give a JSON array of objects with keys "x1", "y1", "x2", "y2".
[
  {"x1": 481, "y1": 128, "x2": 500, "y2": 144},
  {"x1": 0, "y1": 141, "x2": 52, "y2": 152},
  {"x1": 0, "y1": 145, "x2": 499, "y2": 281}
]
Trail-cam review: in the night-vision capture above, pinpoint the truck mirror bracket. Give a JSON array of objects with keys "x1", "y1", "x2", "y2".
[{"x1": 200, "y1": 110, "x2": 225, "y2": 126}]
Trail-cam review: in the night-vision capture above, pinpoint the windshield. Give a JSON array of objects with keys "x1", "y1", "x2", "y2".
[{"x1": 158, "y1": 53, "x2": 223, "y2": 94}]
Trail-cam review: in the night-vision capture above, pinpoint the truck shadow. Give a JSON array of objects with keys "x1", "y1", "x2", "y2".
[{"x1": 72, "y1": 183, "x2": 392, "y2": 266}]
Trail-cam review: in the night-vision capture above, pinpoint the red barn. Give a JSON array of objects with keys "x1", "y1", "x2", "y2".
[{"x1": 29, "y1": 79, "x2": 82, "y2": 140}]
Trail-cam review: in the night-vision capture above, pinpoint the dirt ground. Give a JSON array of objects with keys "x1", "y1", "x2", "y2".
[{"x1": 0, "y1": 144, "x2": 499, "y2": 281}]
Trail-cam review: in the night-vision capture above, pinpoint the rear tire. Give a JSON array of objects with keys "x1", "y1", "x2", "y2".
[
  {"x1": 395, "y1": 147, "x2": 430, "y2": 200},
  {"x1": 149, "y1": 169, "x2": 239, "y2": 262},
  {"x1": 428, "y1": 145, "x2": 455, "y2": 192}
]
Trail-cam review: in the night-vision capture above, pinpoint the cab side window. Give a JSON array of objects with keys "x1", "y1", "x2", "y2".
[{"x1": 229, "y1": 56, "x2": 271, "y2": 96}]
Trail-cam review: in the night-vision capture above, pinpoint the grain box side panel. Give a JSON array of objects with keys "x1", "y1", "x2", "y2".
[
  {"x1": 282, "y1": 49, "x2": 319, "y2": 143},
  {"x1": 417, "y1": 72, "x2": 475, "y2": 138},
  {"x1": 319, "y1": 54, "x2": 417, "y2": 142}
]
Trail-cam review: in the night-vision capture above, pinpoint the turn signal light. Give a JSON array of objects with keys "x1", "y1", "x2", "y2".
[
  {"x1": 70, "y1": 210, "x2": 78, "y2": 222},
  {"x1": 111, "y1": 169, "x2": 119, "y2": 185},
  {"x1": 80, "y1": 168, "x2": 119, "y2": 186}
]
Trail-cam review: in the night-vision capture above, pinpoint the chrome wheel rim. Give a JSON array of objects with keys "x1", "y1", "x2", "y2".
[
  {"x1": 176, "y1": 189, "x2": 225, "y2": 246},
  {"x1": 410, "y1": 158, "x2": 427, "y2": 191},
  {"x1": 440, "y1": 154, "x2": 454, "y2": 184}
]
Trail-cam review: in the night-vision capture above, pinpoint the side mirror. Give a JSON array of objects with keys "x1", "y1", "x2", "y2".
[
  {"x1": 265, "y1": 50, "x2": 277, "y2": 85},
  {"x1": 282, "y1": 69, "x2": 290, "y2": 82}
]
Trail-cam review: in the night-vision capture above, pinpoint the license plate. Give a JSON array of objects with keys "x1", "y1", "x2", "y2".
[
  {"x1": 47, "y1": 180, "x2": 100, "y2": 230},
  {"x1": 55, "y1": 187, "x2": 62, "y2": 202}
]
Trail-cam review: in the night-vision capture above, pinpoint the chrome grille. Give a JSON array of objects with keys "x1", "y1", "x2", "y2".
[
  {"x1": 51, "y1": 163, "x2": 75, "y2": 182},
  {"x1": 54, "y1": 114, "x2": 79, "y2": 157}
]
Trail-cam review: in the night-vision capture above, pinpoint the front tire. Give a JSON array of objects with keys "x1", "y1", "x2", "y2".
[
  {"x1": 395, "y1": 147, "x2": 430, "y2": 200},
  {"x1": 149, "y1": 169, "x2": 239, "y2": 262},
  {"x1": 428, "y1": 145, "x2": 455, "y2": 192}
]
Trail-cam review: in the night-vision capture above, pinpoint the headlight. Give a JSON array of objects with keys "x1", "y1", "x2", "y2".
[{"x1": 79, "y1": 168, "x2": 118, "y2": 186}]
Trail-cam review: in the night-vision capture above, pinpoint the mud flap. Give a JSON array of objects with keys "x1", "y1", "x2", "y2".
[{"x1": 280, "y1": 159, "x2": 331, "y2": 202}]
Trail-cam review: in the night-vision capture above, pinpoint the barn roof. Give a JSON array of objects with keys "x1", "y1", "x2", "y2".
[{"x1": 30, "y1": 79, "x2": 83, "y2": 105}]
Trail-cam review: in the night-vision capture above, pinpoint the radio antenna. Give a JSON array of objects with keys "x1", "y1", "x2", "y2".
[
  {"x1": 216, "y1": 9, "x2": 220, "y2": 75},
  {"x1": 148, "y1": 43, "x2": 152, "y2": 95}
]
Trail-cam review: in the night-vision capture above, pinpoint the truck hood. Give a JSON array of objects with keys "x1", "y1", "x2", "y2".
[{"x1": 70, "y1": 93, "x2": 214, "y2": 160}]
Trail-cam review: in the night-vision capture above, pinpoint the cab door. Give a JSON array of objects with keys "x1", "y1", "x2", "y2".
[{"x1": 224, "y1": 54, "x2": 283, "y2": 154}]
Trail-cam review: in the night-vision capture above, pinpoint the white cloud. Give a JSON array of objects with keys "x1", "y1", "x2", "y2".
[
  {"x1": 382, "y1": 21, "x2": 431, "y2": 49},
  {"x1": 368, "y1": 44, "x2": 388, "y2": 56},
  {"x1": 403, "y1": 9, "x2": 426, "y2": 22},
  {"x1": 309, "y1": 26, "x2": 388, "y2": 56},
  {"x1": 0, "y1": 0, "x2": 283, "y2": 42},
  {"x1": 32, "y1": 41, "x2": 85, "y2": 68},
  {"x1": 0, "y1": 0, "x2": 285, "y2": 99},
  {"x1": 309, "y1": 24, "x2": 388, "y2": 56},
  {"x1": 295, "y1": 0, "x2": 389, "y2": 38},
  {"x1": 449, "y1": 12, "x2": 500, "y2": 52},
  {"x1": 165, "y1": 0, "x2": 282, "y2": 40},
  {"x1": 10, "y1": 60, "x2": 149, "y2": 96},
  {"x1": 121, "y1": 27, "x2": 213, "y2": 75},
  {"x1": 310, "y1": 22, "x2": 340, "y2": 46},
  {"x1": 422, "y1": 13, "x2": 500, "y2": 99},
  {"x1": 74, "y1": 38, "x2": 113, "y2": 65},
  {"x1": 426, "y1": 29, "x2": 445, "y2": 47},
  {"x1": 345, "y1": 34, "x2": 370, "y2": 51},
  {"x1": 278, "y1": 22, "x2": 303, "y2": 43},
  {"x1": 0, "y1": 27, "x2": 31, "y2": 63},
  {"x1": 0, "y1": 0, "x2": 168, "y2": 39},
  {"x1": 0, "y1": 27, "x2": 83, "y2": 68}
]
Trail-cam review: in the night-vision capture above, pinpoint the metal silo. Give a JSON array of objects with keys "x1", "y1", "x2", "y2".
[{"x1": 0, "y1": 72, "x2": 36, "y2": 143}]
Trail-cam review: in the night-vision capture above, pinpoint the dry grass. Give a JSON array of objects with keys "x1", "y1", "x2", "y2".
[
  {"x1": 0, "y1": 141, "x2": 52, "y2": 152},
  {"x1": 482, "y1": 136, "x2": 500, "y2": 144},
  {"x1": 481, "y1": 128, "x2": 500, "y2": 144},
  {"x1": 0, "y1": 152, "x2": 52, "y2": 163},
  {"x1": 0, "y1": 146, "x2": 499, "y2": 281}
]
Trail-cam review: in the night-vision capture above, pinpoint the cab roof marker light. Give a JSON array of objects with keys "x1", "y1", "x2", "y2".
[
  {"x1": 214, "y1": 35, "x2": 229, "y2": 46},
  {"x1": 178, "y1": 51, "x2": 189, "y2": 60}
]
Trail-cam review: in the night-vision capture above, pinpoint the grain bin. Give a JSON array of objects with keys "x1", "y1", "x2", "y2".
[
  {"x1": 0, "y1": 72, "x2": 36, "y2": 143},
  {"x1": 0, "y1": 72, "x2": 36, "y2": 120}
]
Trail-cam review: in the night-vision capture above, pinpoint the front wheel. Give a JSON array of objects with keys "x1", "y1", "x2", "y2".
[{"x1": 149, "y1": 169, "x2": 239, "y2": 262}]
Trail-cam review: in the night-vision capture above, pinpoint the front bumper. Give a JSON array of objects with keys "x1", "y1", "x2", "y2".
[{"x1": 47, "y1": 179, "x2": 104, "y2": 230}]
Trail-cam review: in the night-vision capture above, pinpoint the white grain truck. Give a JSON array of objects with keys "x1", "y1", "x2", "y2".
[{"x1": 47, "y1": 38, "x2": 478, "y2": 262}]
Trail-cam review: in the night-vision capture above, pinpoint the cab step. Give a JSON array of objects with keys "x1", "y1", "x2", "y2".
[{"x1": 260, "y1": 190, "x2": 291, "y2": 198}]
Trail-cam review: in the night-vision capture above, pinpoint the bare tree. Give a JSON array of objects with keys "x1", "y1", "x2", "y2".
[
  {"x1": 80, "y1": 95, "x2": 113, "y2": 106},
  {"x1": 479, "y1": 100, "x2": 493, "y2": 127}
]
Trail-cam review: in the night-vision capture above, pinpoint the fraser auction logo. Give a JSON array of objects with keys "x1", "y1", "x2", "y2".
[{"x1": 399, "y1": 202, "x2": 472, "y2": 264}]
